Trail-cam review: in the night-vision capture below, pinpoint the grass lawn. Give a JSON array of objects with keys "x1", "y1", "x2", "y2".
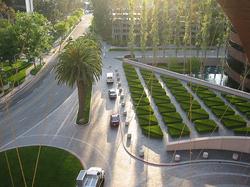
[{"x1": 0, "y1": 146, "x2": 83, "y2": 187}]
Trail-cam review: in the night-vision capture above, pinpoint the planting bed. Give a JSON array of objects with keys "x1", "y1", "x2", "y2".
[
  {"x1": 140, "y1": 70, "x2": 190, "y2": 138},
  {"x1": 189, "y1": 84, "x2": 247, "y2": 131},
  {"x1": 162, "y1": 77, "x2": 218, "y2": 134},
  {"x1": 123, "y1": 64, "x2": 163, "y2": 138}
]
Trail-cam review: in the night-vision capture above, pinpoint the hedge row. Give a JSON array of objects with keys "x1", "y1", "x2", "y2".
[
  {"x1": 123, "y1": 64, "x2": 163, "y2": 139},
  {"x1": 140, "y1": 70, "x2": 190, "y2": 138},
  {"x1": 163, "y1": 78, "x2": 219, "y2": 134},
  {"x1": 223, "y1": 94, "x2": 250, "y2": 120},
  {"x1": 189, "y1": 83, "x2": 247, "y2": 130},
  {"x1": 234, "y1": 127, "x2": 250, "y2": 136}
]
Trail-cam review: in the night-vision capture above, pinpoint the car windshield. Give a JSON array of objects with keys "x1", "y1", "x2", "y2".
[
  {"x1": 112, "y1": 115, "x2": 119, "y2": 121},
  {"x1": 109, "y1": 89, "x2": 116, "y2": 93}
]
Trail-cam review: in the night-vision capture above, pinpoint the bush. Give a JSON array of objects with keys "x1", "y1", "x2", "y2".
[
  {"x1": 179, "y1": 100, "x2": 201, "y2": 111},
  {"x1": 234, "y1": 102, "x2": 250, "y2": 113},
  {"x1": 137, "y1": 115, "x2": 158, "y2": 126},
  {"x1": 224, "y1": 94, "x2": 248, "y2": 104},
  {"x1": 196, "y1": 91, "x2": 216, "y2": 98},
  {"x1": 234, "y1": 127, "x2": 250, "y2": 136},
  {"x1": 132, "y1": 97, "x2": 150, "y2": 106},
  {"x1": 174, "y1": 94, "x2": 193, "y2": 102},
  {"x1": 221, "y1": 115, "x2": 246, "y2": 129},
  {"x1": 188, "y1": 108, "x2": 209, "y2": 121},
  {"x1": 211, "y1": 105, "x2": 235, "y2": 117},
  {"x1": 136, "y1": 106, "x2": 154, "y2": 115},
  {"x1": 162, "y1": 112, "x2": 182, "y2": 124},
  {"x1": 30, "y1": 64, "x2": 43, "y2": 75},
  {"x1": 167, "y1": 123, "x2": 190, "y2": 138},
  {"x1": 141, "y1": 125, "x2": 163, "y2": 138},
  {"x1": 203, "y1": 97, "x2": 225, "y2": 107},
  {"x1": 194, "y1": 120, "x2": 218, "y2": 134},
  {"x1": 157, "y1": 103, "x2": 176, "y2": 113},
  {"x1": 8, "y1": 69, "x2": 26, "y2": 86},
  {"x1": 154, "y1": 97, "x2": 171, "y2": 105}
]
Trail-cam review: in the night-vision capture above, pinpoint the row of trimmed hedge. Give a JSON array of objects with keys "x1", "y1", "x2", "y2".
[
  {"x1": 223, "y1": 94, "x2": 250, "y2": 120},
  {"x1": 162, "y1": 77, "x2": 218, "y2": 134},
  {"x1": 189, "y1": 84, "x2": 247, "y2": 133},
  {"x1": 140, "y1": 70, "x2": 190, "y2": 138},
  {"x1": 123, "y1": 64, "x2": 163, "y2": 139}
]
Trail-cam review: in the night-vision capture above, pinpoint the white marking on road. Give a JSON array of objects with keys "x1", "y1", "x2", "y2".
[
  {"x1": 17, "y1": 99, "x2": 23, "y2": 104},
  {"x1": 0, "y1": 89, "x2": 77, "y2": 150},
  {"x1": 50, "y1": 67, "x2": 54, "y2": 74},
  {"x1": 19, "y1": 117, "x2": 27, "y2": 122}
]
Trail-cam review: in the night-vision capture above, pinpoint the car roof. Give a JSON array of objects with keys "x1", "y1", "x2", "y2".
[
  {"x1": 111, "y1": 114, "x2": 119, "y2": 117},
  {"x1": 109, "y1": 89, "x2": 116, "y2": 92}
]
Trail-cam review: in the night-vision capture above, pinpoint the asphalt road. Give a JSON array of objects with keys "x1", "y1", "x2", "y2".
[
  {"x1": 0, "y1": 15, "x2": 92, "y2": 146},
  {"x1": 0, "y1": 15, "x2": 250, "y2": 187}
]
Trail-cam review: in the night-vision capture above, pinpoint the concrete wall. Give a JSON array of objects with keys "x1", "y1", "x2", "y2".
[{"x1": 166, "y1": 136, "x2": 250, "y2": 153}]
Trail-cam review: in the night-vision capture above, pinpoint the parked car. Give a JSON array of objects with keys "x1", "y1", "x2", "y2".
[
  {"x1": 110, "y1": 114, "x2": 120, "y2": 127},
  {"x1": 108, "y1": 89, "x2": 117, "y2": 99},
  {"x1": 76, "y1": 167, "x2": 105, "y2": 187}
]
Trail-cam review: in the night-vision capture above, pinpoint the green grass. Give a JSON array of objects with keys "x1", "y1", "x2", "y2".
[
  {"x1": 0, "y1": 146, "x2": 83, "y2": 187},
  {"x1": 136, "y1": 106, "x2": 154, "y2": 115},
  {"x1": 224, "y1": 94, "x2": 248, "y2": 104},
  {"x1": 194, "y1": 120, "x2": 219, "y2": 134},
  {"x1": 234, "y1": 102, "x2": 250, "y2": 113}
]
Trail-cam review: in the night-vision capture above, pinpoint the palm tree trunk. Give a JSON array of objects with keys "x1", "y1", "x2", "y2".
[{"x1": 77, "y1": 80, "x2": 86, "y2": 124}]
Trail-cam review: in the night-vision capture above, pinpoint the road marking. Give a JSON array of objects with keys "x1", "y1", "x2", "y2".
[
  {"x1": 19, "y1": 117, "x2": 27, "y2": 122},
  {"x1": 16, "y1": 99, "x2": 23, "y2": 104}
]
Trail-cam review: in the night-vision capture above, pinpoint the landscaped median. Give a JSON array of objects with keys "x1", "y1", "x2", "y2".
[
  {"x1": 189, "y1": 84, "x2": 249, "y2": 135},
  {"x1": 0, "y1": 146, "x2": 83, "y2": 187},
  {"x1": 139, "y1": 70, "x2": 190, "y2": 138},
  {"x1": 162, "y1": 77, "x2": 219, "y2": 134},
  {"x1": 123, "y1": 64, "x2": 163, "y2": 138}
]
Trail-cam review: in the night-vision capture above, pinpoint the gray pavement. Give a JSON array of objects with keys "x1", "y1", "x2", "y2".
[{"x1": 0, "y1": 22, "x2": 250, "y2": 187}]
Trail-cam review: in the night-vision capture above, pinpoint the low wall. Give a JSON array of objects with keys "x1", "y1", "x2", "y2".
[{"x1": 166, "y1": 136, "x2": 250, "y2": 153}]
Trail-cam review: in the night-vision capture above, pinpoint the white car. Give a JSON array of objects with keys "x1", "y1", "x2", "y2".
[
  {"x1": 108, "y1": 89, "x2": 117, "y2": 99},
  {"x1": 106, "y1": 72, "x2": 114, "y2": 84}
]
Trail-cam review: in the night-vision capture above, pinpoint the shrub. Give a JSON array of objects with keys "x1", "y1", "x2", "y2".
[
  {"x1": 224, "y1": 94, "x2": 248, "y2": 104},
  {"x1": 136, "y1": 106, "x2": 154, "y2": 115},
  {"x1": 196, "y1": 91, "x2": 216, "y2": 99},
  {"x1": 188, "y1": 108, "x2": 209, "y2": 121},
  {"x1": 137, "y1": 115, "x2": 158, "y2": 126},
  {"x1": 211, "y1": 105, "x2": 235, "y2": 117},
  {"x1": 234, "y1": 127, "x2": 250, "y2": 136},
  {"x1": 8, "y1": 69, "x2": 26, "y2": 86},
  {"x1": 157, "y1": 103, "x2": 176, "y2": 113},
  {"x1": 167, "y1": 123, "x2": 190, "y2": 138},
  {"x1": 162, "y1": 112, "x2": 182, "y2": 124},
  {"x1": 133, "y1": 97, "x2": 150, "y2": 106},
  {"x1": 30, "y1": 64, "x2": 43, "y2": 75},
  {"x1": 141, "y1": 125, "x2": 163, "y2": 138},
  {"x1": 154, "y1": 97, "x2": 171, "y2": 105},
  {"x1": 179, "y1": 100, "x2": 201, "y2": 111},
  {"x1": 194, "y1": 120, "x2": 218, "y2": 134},
  {"x1": 234, "y1": 102, "x2": 250, "y2": 113},
  {"x1": 174, "y1": 94, "x2": 193, "y2": 102},
  {"x1": 203, "y1": 97, "x2": 225, "y2": 107},
  {"x1": 221, "y1": 115, "x2": 246, "y2": 129}
]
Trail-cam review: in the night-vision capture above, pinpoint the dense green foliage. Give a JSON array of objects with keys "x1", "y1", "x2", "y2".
[
  {"x1": 123, "y1": 64, "x2": 163, "y2": 138},
  {"x1": 0, "y1": 146, "x2": 83, "y2": 187}
]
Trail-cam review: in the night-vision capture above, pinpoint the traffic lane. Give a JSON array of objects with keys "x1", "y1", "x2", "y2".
[{"x1": 161, "y1": 163, "x2": 250, "y2": 187}]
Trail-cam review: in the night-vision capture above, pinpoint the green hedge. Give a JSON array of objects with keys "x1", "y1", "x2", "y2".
[
  {"x1": 136, "y1": 106, "x2": 154, "y2": 115},
  {"x1": 8, "y1": 69, "x2": 26, "y2": 86},
  {"x1": 157, "y1": 103, "x2": 176, "y2": 113},
  {"x1": 224, "y1": 94, "x2": 248, "y2": 104},
  {"x1": 141, "y1": 125, "x2": 163, "y2": 138},
  {"x1": 30, "y1": 64, "x2": 43, "y2": 75},
  {"x1": 211, "y1": 105, "x2": 235, "y2": 117},
  {"x1": 234, "y1": 127, "x2": 250, "y2": 136},
  {"x1": 188, "y1": 108, "x2": 209, "y2": 121},
  {"x1": 137, "y1": 115, "x2": 158, "y2": 126},
  {"x1": 162, "y1": 112, "x2": 182, "y2": 124},
  {"x1": 203, "y1": 97, "x2": 225, "y2": 107},
  {"x1": 167, "y1": 123, "x2": 190, "y2": 138},
  {"x1": 234, "y1": 102, "x2": 250, "y2": 113},
  {"x1": 196, "y1": 91, "x2": 216, "y2": 99},
  {"x1": 221, "y1": 115, "x2": 246, "y2": 129},
  {"x1": 180, "y1": 100, "x2": 201, "y2": 111},
  {"x1": 194, "y1": 120, "x2": 218, "y2": 134}
]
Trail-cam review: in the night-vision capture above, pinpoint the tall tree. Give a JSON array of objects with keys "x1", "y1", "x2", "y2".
[
  {"x1": 128, "y1": 0, "x2": 135, "y2": 57},
  {"x1": 14, "y1": 12, "x2": 52, "y2": 67},
  {"x1": 140, "y1": 0, "x2": 148, "y2": 59},
  {"x1": 55, "y1": 35, "x2": 102, "y2": 124},
  {"x1": 151, "y1": 0, "x2": 159, "y2": 64}
]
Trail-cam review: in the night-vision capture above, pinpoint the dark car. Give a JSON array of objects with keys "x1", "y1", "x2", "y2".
[
  {"x1": 108, "y1": 89, "x2": 117, "y2": 99},
  {"x1": 110, "y1": 114, "x2": 120, "y2": 127}
]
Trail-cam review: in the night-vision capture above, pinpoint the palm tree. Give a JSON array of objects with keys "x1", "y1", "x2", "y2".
[{"x1": 55, "y1": 35, "x2": 102, "y2": 124}]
